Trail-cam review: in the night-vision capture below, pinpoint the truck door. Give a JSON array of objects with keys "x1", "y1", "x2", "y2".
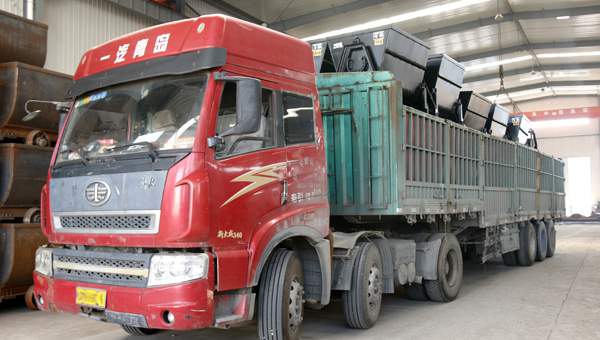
[
  {"x1": 281, "y1": 92, "x2": 328, "y2": 217},
  {"x1": 206, "y1": 81, "x2": 287, "y2": 290}
]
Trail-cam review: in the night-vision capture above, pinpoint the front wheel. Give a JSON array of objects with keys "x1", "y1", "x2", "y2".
[
  {"x1": 343, "y1": 242, "x2": 383, "y2": 329},
  {"x1": 258, "y1": 249, "x2": 304, "y2": 340}
]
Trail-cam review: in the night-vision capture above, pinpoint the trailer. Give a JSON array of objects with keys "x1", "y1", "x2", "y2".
[
  {"x1": 319, "y1": 71, "x2": 563, "y2": 267},
  {"x1": 32, "y1": 15, "x2": 564, "y2": 340}
]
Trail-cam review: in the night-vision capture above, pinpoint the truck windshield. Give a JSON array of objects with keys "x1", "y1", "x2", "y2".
[{"x1": 56, "y1": 73, "x2": 207, "y2": 164}]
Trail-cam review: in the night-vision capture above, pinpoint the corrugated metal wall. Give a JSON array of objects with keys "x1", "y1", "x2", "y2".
[
  {"x1": 0, "y1": 0, "x2": 22, "y2": 15},
  {"x1": 40, "y1": 0, "x2": 157, "y2": 75}
]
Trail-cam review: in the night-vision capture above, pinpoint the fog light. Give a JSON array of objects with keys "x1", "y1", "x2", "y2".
[
  {"x1": 163, "y1": 310, "x2": 175, "y2": 324},
  {"x1": 38, "y1": 296, "x2": 44, "y2": 305}
]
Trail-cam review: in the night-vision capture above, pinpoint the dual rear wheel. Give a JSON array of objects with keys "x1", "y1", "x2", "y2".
[{"x1": 405, "y1": 234, "x2": 463, "y2": 303}]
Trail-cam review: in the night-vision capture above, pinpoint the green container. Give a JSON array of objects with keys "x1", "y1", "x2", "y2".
[{"x1": 317, "y1": 71, "x2": 565, "y2": 226}]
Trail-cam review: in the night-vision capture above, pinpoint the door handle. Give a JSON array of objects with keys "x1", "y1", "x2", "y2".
[{"x1": 281, "y1": 180, "x2": 288, "y2": 205}]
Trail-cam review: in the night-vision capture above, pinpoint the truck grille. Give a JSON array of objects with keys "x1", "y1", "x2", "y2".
[
  {"x1": 53, "y1": 211, "x2": 159, "y2": 234},
  {"x1": 52, "y1": 249, "x2": 152, "y2": 288},
  {"x1": 60, "y1": 215, "x2": 152, "y2": 230}
]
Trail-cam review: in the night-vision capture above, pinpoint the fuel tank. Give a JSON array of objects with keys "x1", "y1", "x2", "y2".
[
  {"x1": 0, "y1": 143, "x2": 53, "y2": 208},
  {"x1": 0, "y1": 223, "x2": 46, "y2": 299},
  {"x1": 0, "y1": 9, "x2": 47, "y2": 67},
  {"x1": 0, "y1": 62, "x2": 72, "y2": 141}
]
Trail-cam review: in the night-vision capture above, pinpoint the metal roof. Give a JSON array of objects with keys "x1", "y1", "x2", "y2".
[
  {"x1": 117, "y1": 0, "x2": 600, "y2": 105},
  {"x1": 213, "y1": 0, "x2": 600, "y2": 105}
]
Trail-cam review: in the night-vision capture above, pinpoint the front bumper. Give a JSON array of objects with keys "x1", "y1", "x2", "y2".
[{"x1": 33, "y1": 273, "x2": 215, "y2": 330}]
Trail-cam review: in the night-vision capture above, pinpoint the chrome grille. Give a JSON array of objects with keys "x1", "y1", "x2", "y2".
[
  {"x1": 59, "y1": 215, "x2": 152, "y2": 230},
  {"x1": 52, "y1": 249, "x2": 151, "y2": 287}
]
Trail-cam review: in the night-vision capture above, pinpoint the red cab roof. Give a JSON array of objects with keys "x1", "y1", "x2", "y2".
[{"x1": 73, "y1": 15, "x2": 314, "y2": 81}]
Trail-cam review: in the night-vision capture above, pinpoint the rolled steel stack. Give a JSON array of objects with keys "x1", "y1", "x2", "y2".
[{"x1": 0, "y1": 9, "x2": 71, "y2": 306}]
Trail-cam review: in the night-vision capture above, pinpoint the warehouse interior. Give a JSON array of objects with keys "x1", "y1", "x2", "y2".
[{"x1": 0, "y1": 0, "x2": 599, "y2": 339}]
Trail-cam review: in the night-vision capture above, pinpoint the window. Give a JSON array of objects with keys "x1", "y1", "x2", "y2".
[
  {"x1": 215, "y1": 82, "x2": 275, "y2": 158},
  {"x1": 283, "y1": 93, "x2": 315, "y2": 145},
  {"x1": 56, "y1": 73, "x2": 206, "y2": 164}
]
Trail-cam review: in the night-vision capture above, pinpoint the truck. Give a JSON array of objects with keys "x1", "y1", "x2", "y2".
[{"x1": 33, "y1": 15, "x2": 565, "y2": 340}]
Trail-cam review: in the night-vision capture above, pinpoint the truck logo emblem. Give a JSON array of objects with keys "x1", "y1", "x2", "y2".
[
  {"x1": 221, "y1": 162, "x2": 288, "y2": 207},
  {"x1": 85, "y1": 181, "x2": 111, "y2": 206},
  {"x1": 141, "y1": 176, "x2": 156, "y2": 190}
]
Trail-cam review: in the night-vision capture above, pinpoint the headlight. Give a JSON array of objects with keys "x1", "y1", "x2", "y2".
[
  {"x1": 147, "y1": 253, "x2": 209, "y2": 287},
  {"x1": 35, "y1": 247, "x2": 53, "y2": 277}
]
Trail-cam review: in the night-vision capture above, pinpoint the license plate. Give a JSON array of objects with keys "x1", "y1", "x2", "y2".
[{"x1": 76, "y1": 287, "x2": 106, "y2": 309}]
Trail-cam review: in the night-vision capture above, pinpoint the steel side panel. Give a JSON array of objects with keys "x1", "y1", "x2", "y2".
[{"x1": 317, "y1": 71, "x2": 565, "y2": 222}]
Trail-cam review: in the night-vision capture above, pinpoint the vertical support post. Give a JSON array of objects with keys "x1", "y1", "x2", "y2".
[
  {"x1": 444, "y1": 123, "x2": 450, "y2": 206},
  {"x1": 478, "y1": 135, "x2": 485, "y2": 227}
]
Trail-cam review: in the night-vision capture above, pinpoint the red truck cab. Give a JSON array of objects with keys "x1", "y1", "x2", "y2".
[{"x1": 34, "y1": 15, "x2": 331, "y2": 337}]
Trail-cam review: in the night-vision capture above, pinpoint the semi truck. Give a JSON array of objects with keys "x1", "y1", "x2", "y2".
[{"x1": 33, "y1": 15, "x2": 565, "y2": 340}]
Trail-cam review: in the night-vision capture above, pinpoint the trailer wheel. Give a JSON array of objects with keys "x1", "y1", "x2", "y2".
[
  {"x1": 423, "y1": 234, "x2": 463, "y2": 302},
  {"x1": 120, "y1": 325, "x2": 159, "y2": 336},
  {"x1": 258, "y1": 248, "x2": 304, "y2": 340},
  {"x1": 535, "y1": 220, "x2": 548, "y2": 261},
  {"x1": 343, "y1": 242, "x2": 383, "y2": 329},
  {"x1": 517, "y1": 222, "x2": 536, "y2": 266},
  {"x1": 546, "y1": 220, "x2": 557, "y2": 258},
  {"x1": 502, "y1": 251, "x2": 518, "y2": 266},
  {"x1": 405, "y1": 283, "x2": 429, "y2": 301}
]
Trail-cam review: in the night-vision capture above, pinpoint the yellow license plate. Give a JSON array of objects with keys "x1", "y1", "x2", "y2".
[{"x1": 76, "y1": 287, "x2": 106, "y2": 309}]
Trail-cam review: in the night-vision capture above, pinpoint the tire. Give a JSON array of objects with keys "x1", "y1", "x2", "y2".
[
  {"x1": 423, "y1": 233, "x2": 463, "y2": 302},
  {"x1": 546, "y1": 220, "x2": 557, "y2": 258},
  {"x1": 502, "y1": 250, "x2": 518, "y2": 266},
  {"x1": 405, "y1": 283, "x2": 429, "y2": 301},
  {"x1": 343, "y1": 242, "x2": 383, "y2": 329},
  {"x1": 120, "y1": 325, "x2": 159, "y2": 336},
  {"x1": 517, "y1": 222, "x2": 536, "y2": 266},
  {"x1": 535, "y1": 220, "x2": 548, "y2": 261},
  {"x1": 24, "y1": 285, "x2": 38, "y2": 310},
  {"x1": 258, "y1": 249, "x2": 304, "y2": 340}
]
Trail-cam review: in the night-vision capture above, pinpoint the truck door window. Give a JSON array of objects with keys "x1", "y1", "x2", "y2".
[
  {"x1": 282, "y1": 93, "x2": 315, "y2": 145},
  {"x1": 215, "y1": 82, "x2": 274, "y2": 158}
]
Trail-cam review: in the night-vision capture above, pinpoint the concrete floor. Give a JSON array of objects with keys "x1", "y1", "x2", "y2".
[{"x1": 1, "y1": 223, "x2": 599, "y2": 340}]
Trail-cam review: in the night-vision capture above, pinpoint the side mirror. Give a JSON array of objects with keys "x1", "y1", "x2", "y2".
[
  {"x1": 216, "y1": 75, "x2": 262, "y2": 137},
  {"x1": 23, "y1": 99, "x2": 72, "y2": 122}
]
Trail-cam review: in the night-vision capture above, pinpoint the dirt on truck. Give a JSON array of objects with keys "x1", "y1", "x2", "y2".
[{"x1": 32, "y1": 14, "x2": 564, "y2": 340}]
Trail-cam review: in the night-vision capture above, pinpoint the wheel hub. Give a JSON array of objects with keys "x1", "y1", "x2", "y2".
[
  {"x1": 288, "y1": 278, "x2": 304, "y2": 332},
  {"x1": 367, "y1": 265, "x2": 382, "y2": 311}
]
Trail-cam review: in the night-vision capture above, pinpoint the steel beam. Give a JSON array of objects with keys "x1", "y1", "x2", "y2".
[
  {"x1": 268, "y1": 0, "x2": 396, "y2": 31},
  {"x1": 201, "y1": 0, "x2": 262, "y2": 24},
  {"x1": 464, "y1": 62, "x2": 600, "y2": 83},
  {"x1": 480, "y1": 80, "x2": 600, "y2": 97},
  {"x1": 456, "y1": 39, "x2": 600, "y2": 62},
  {"x1": 509, "y1": 93, "x2": 599, "y2": 104},
  {"x1": 415, "y1": 5, "x2": 600, "y2": 39},
  {"x1": 107, "y1": 0, "x2": 186, "y2": 23}
]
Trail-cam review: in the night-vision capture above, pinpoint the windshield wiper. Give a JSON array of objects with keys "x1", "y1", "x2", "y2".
[
  {"x1": 106, "y1": 141, "x2": 159, "y2": 161},
  {"x1": 54, "y1": 149, "x2": 89, "y2": 168}
]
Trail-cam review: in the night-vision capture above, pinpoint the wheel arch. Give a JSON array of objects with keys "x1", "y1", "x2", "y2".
[
  {"x1": 250, "y1": 225, "x2": 331, "y2": 306},
  {"x1": 331, "y1": 231, "x2": 395, "y2": 294}
]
